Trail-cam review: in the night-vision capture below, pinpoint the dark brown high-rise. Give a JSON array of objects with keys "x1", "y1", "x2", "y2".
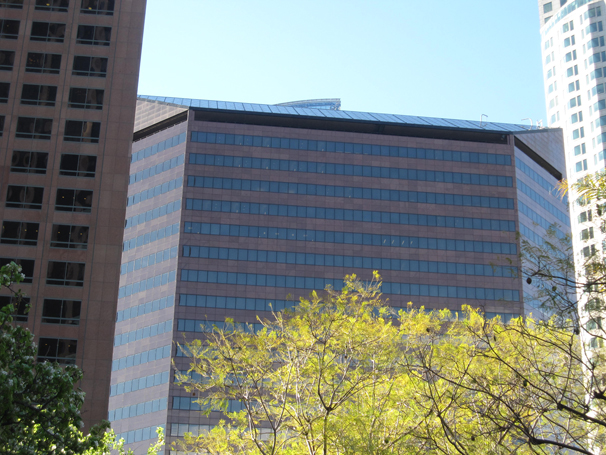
[{"x1": 0, "y1": 0, "x2": 146, "y2": 428}]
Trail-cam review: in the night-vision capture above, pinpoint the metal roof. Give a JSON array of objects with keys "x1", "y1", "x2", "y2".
[{"x1": 138, "y1": 95, "x2": 544, "y2": 134}]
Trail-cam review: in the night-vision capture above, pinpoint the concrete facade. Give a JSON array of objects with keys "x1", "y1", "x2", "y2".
[{"x1": 0, "y1": 0, "x2": 146, "y2": 428}]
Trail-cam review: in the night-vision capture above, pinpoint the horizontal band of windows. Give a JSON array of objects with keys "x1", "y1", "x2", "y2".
[
  {"x1": 180, "y1": 270, "x2": 521, "y2": 302},
  {"x1": 185, "y1": 198, "x2": 516, "y2": 233},
  {"x1": 191, "y1": 131, "x2": 512, "y2": 166},
  {"x1": 520, "y1": 223, "x2": 548, "y2": 246},
  {"x1": 123, "y1": 223, "x2": 179, "y2": 252},
  {"x1": 114, "y1": 319, "x2": 172, "y2": 347},
  {"x1": 173, "y1": 396, "x2": 244, "y2": 412},
  {"x1": 118, "y1": 270, "x2": 176, "y2": 299},
  {"x1": 170, "y1": 423, "x2": 214, "y2": 437},
  {"x1": 182, "y1": 245, "x2": 518, "y2": 278},
  {"x1": 125, "y1": 199, "x2": 181, "y2": 229},
  {"x1": 108, "y1": 397, "x2": 167, "y2": 422},
  {"x1": 183, "y1": 222, "x2": 518, "y2": 255},
  {"x1": 518, "y1": 201, "x2": 566, "y2": 238},
  {"x1": 190, "y1": 153, "x2": 514, "y2": 188},
  {"x1": 1, "y1": 0, "x2": 23, "y2": 8},
  {"x1": 117, "y1": 425, "x2": 165, "y2": 447},
  {"x1": 111, "y1": 371, "x2": 170, "y2": 397},
  {"x1": 129, "y1": 154, "x2": 184, "y2": 185},
  {"x1": 515, "y1": 156, "x2": 565, "y2": 202},
  {"x1": 127, "y1": 177, "x2": 183, "y2": 207},
  {"x1": 517, "y1": 179, "x2": 569, "y2": 225},
  {"x1": 116, "y1": 295, "x2": 175, "y2": 323},
  {"x1": 131, "y1": 132, "x2": 186, "y2": 164},
  {"x1": 188, "y1": 176, "x2": 514, "y2": 210},
  {"x1": 111, "y1": 345, "x2": 171, "y2": 372},
  {"x1": 121, "y1": 246, "x2": 178, "y2": 275}
]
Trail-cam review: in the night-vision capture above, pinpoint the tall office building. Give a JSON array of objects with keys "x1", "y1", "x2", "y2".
[
  {"x1": 0, "y1": 0, "x2": 146, "y2": 428},
  {"x1": 538, "y1": 0, "x2": 605, "y2": 283},
  {"x1": 109, "y1": 96, "x2": 569, "y2": 452}
]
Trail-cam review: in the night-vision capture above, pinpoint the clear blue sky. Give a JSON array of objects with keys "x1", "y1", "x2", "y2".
[{"x1": 138, "y1": 1, "x2": 545, "y2": 125}]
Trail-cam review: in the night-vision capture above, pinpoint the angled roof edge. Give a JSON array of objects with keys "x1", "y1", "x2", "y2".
[{"x1": 137, "y1": 95, "x2": 551, "y2": 136}]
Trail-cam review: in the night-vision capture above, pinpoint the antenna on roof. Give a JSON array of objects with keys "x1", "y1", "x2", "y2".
[
  {"x1": 521, "y1": 118, "x2": 533, "y2": 130},
  {"x1": 480, "y1": 114, "x2": 488, "y2": 128}
]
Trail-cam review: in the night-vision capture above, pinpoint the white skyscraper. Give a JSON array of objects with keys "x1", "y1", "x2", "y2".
[{"x1": 539, "y1": 0, "x2": 605, "y2": 276}]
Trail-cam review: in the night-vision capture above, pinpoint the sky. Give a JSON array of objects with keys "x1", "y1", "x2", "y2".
[{"x1": 138, "y1": 0, "x2": 546, "y2": 126}]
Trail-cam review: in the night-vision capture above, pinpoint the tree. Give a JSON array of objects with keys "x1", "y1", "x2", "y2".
[
  {"x1": 174, "y1": 273, "x2": 605, "y2": 454},
  {"x1": 0, "y1": 261, "x2": 164, "y2": 454}
]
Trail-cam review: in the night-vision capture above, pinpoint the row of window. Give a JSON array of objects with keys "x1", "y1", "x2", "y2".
[
  {"x1": 131, "y1": 132, "x2": 186, "y2": 164},
  {"x1": 183, "y1": 221, "x2": 518, "y2": 255},
  {"x1": 110, "y1": 371, "x2": 170, "y2": 397},
  {"x1": 516, "y1": 179, "x2": 570, "y2": 225},
  {"x1": 0, "y1": 51, "x2": 107, "y2": 78},
  {"x1": 1, "y1": 296, "x2": 80, "y2": 325},
  {"x1": 116, "y1": 295, "x2": 174, "y2": 323},
  {"x1": 127, "y1": 177, "x2": 183, "y2": 207},
  {"x1": 0, "y1": 83, "x2": 103, "y2": 109},
  {"x1": 120, "y1": 246, "x2": 178, "y2": 276},
  {"x1": 122, "y1": 222, "x2": 179, "y2": 253},
  {"x1": 180, "y1": 270, "x2": 521, "y2": 302},
  {"x1": 187, "y1": 175, "x2": 514, "y2": 210},
  {"x1": 11, "y1": 151, "x2": 96, "y2": 176},
  {"x1": 0, "y1": 258, "x2": 84, "y2": 286},
  {"x1": 520, "y1": 223, "x2": 547, "y2": 247},
  {"x1": 124, "y1": 199, "x2": 181, "y2": 229},
  {"x1": 7, "y1": 185, "x2": 92, "y2": 212},
  {"x1": 514, "y1": 156, "x2": 561, "y2": 198},
  {"x1": 129, "y1": 154, "x2": 184, "y2": 185},
  {"x1": 587, "y1": 36, "x2": 606, "y2": 50},
  {"x1": 108, "y1": 397, "x2": 167, "y2": 422},
  {"x1": 1, "y1": 20, "x2": 111, "y2": 45},
  {"x1": 0, "y1": 0, "x2": 115, "y2": 15},
  {"x1": 185, "y1": 198, "x2": 517, "y2": 233},
  {"x1": 190, "y1": 131, "x2": 513, "y2": 166},
  {"x1": 116, "y1": 425, "x2": 164, "y2": 447},
  {"x1": 1, "y1": 222, "x2": 88, "y2": 249},
  {"x1": 118, "y1": 270, "x2": 176, "y2": 299},
  {"x1": 190, "y1": 153, "x2": 514, "y2": 188},
  {"x1": 518, "y1": 201, "x2": 566, "y2": 238},
  {"x1": 182, "y1": 245, "x2": 517, "y2": 278},
  {"x1": 114, "y1": 319, "x2": 172, "y2": 347},
  {"x1": 179, "y1": 294, "x2": 296, "y2": 312},
  {"x1": 111, "y1": 344, "x2": 171, "y2": 372},
  {"x1": 14, "y1": 117, "x2": 100, "y2": 142},
  {"x1": 172, "y1": 396, "x2": 243, "y2": 413}
]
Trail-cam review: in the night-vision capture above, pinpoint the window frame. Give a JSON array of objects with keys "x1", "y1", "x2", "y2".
[
  {"x1": 30, "y1": 21, "x2": 66, "y2": 43},
  {"x1": 35, "y1": 0, "x2": 69, "y2": 12},
  {"x1": 46, "y1": 261, "x2": 85, "y2": 287},
  {"x1": 76, "y1": 24, "x2": 111, "y2": 46},
  {"x1": 37, "y1": 337, "x2": 78, "y2": 364},
  {"x1": 42, "y1": 299, "x2": 81, "y2": 325},
  {"x1": 15, "y1": 117, "x2": 53, "y2": 140},
  {"x1": 5, "y1": 185, "x2": 44, "y2": 210},
  {"x1": 80, "y1": 0, "x2": 114, "y2": 15},
  {"x1": 0, "y1": 19, "x2": 20, "y2": 40},
  {"x1": 20, "y1": 84, "x2": 57, "y2": 107},
  {"x1": 72, "y1": 55, "x2": 108, "y2": 77},
  {"x1": 25, "y1": 52, "x2": 62, "y2": 74},
  {"x1": 50, "y1": 224, "x2": 89, "y2": 249},
  {"x1": 68, "y1": 87, "x2": 104, "y2": 109},
  {"x1": 1, "y1": 220, "x2": 39, "y2": 246},
  {"x1": 54, "y1": 188, "x2": 93, "y2": 213},
  {"x1": 63, "y1": 120, "x2": 101, "y2": 143},
  {"x1": 59, "y1": 153, "x2": 97, "y2": 177}
]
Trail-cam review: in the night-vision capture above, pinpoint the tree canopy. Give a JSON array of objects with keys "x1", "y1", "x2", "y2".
[{"x1": 174, "y1": 272, "x2": 605, "y2": 455}]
